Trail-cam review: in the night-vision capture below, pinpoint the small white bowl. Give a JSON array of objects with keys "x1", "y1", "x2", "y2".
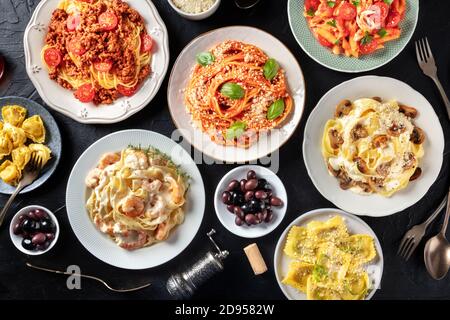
[
  {"x1": 214, "y1": 165, "x2": 287, "y2": 238},
  {"x1": 9, "y1": 205, "x2": 60, "y2": 255},
  {"x1": 167, "y1": 0, "x2": 221, "y2": 20}
]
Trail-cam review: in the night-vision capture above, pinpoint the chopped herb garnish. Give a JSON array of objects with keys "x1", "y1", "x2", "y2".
[
  {"x1": 306, "y1": 8, "x2": 315, "y2": 16},
  {"x1": 327, "y1": 1, "x2": 336, "y2": 7},
  {"x1": 334, "y1": 39, "x2": 340, "y2": 45},
  {"x1": 327, "y1": 19, "x2": 337, "y2": 27},
  {"x1": 352, "y1": 0, "x2": 360, "y2": 6},
  {"x1": 383, "y1": 0, "x2": 393, "y2": 4},
  {"x1": 378, "y1": 28, "x2": 387, "y2": 38},
  {"x1": 312, "y1": 264, "x2": 328, "y2": 282},
  {"x1": 360, "y1": 32, "x2": 373, "y2": 45}
]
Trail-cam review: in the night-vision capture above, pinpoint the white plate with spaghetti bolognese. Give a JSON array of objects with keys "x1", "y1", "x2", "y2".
[
  {"x1": 167, "y1": 26, "x2": 306, "y2": 163},
  {"x1": 24, "y1": 0, "x2": 169, "y2": 124},
  {"x1": 66, "y1": 129, "x2": 205, "y2": 269}
]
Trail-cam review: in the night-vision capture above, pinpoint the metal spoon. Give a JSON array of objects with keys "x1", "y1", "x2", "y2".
[
  {"x1": 235, "y1": 0, "x2": 261, "y2": 9},
  {"x1": 424, "y1": 187, "x2": 450, "y2": 280}
]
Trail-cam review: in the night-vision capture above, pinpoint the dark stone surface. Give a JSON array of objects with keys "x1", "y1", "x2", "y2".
[{"x1": 0, "y1": 0, "x2": 449, "y2": 300}]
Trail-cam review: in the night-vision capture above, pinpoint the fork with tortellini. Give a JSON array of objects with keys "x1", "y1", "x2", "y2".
[{"x1": 0, "y1": 105, "x2": 51, "y2": 185}]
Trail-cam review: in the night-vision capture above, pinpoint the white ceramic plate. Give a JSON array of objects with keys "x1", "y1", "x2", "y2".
[
  {"x1": 66, "y1": 130, "x2": 205, "y2": 269},
  {"x1": 274, "y1": 208, "x2": 384, "y2": 300},
  {"x1": 303, "y1": 76, "x2": 444, "y2": 217},
  {"x1": 167, "y1": 26, "x2": 305, "y2": 163},
  {"x1": 214, "y1": 165, "x2": 287, "y2": 238},
  {"x1": 24, "y1": 0, "x2": 169, "y2": 124}
]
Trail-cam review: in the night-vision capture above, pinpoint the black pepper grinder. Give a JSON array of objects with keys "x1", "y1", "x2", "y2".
[{"x1": 166, "y1": 229, "x2": 229, "y2": 299}]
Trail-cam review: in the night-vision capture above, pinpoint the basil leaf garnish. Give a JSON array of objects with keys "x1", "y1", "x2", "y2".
[
  {"x1": 267, "y1": 99, "x2": 285, "y2": 120},
  {"x1": 263, "y1": 58, "x2": 279, "y2": 81},
  {"x1": 220, "y1": 83, "x2": 245, "y2": 99},
  {"x1": 225, "y1": 121, "x2": 247, "y2": 139},
  {"x1": 196, "y1": 52, "x2": 215, "y2": 66}
]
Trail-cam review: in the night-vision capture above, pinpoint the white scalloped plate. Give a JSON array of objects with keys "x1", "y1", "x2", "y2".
[
  {"x1": 24, "y1": 0, "x2": 169, "y2": 124},
  {"x1": 167, "y1": 26, "x2": 306, "y2": 163}
]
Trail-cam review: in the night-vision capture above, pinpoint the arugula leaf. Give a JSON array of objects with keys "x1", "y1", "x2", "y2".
[{"x1": 326, "y1": 19, "x2": 337, "y2": 27}]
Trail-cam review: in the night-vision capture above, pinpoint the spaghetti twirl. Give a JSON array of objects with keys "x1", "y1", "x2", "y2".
[
  {"x1": 184, "y1": 41, "x2": 293, "y2": 148},
  {"x1": 41, "y1": 0, "x2": 153, "y2": 104}
]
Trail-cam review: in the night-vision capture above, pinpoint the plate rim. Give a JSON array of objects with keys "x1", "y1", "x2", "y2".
[
  {"x1": 0, "y1": 96, "x2": 61, "y2": 194},
  {"x1": 23, "y1": 0, "x2": 170, "y2": 124},
  {"x1": 302, "y1": 75, "x2": 445, "y2": 217},
  {"x1": 273, "y1": 207, "x2": 384, "y2": 300},
  {"x1": 213, "y1": 164, "x2": 288, "y2": 238},
  {"x1": 65, "y1": 129, "x2": 205, "y2": 269},
  {"x1": 287, "y1": 0, "x2": 419, "y2": 73},
  {"x1": 167, "y1": 25, "x2": 306, "y2": 163}
]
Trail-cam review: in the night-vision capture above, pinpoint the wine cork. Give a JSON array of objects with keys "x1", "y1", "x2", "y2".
[{"x1": 243, "y1": 243, "x2": 267, "y2": 275}]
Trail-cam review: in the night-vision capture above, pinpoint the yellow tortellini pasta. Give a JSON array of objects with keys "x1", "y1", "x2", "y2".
[
  {"x1": 0, "y1": 104, "x2": 52, "y2": 185},
  {"x1": 12, "y1": 146, "x2": 31, "y2": 170},
  {"x1": 0, "y1": 160, "x2": 21, "y2": 184},
  {"x1": 2, "y1": 105, "x2": 27, "y2": 127},
  {"x1": 282, "y1": 216, "x2": 377, "y2": 300},
  {"x1": 0, "y1": 131, "x2": 13, "y2": 159},
  {"x1": 3, "y1": 123, "x2": 27, "y2": 148},
  {"x1": 21, "y1": 115, "x2": 46, "y2": 143}
]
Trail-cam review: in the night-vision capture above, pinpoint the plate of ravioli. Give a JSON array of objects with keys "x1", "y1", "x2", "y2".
[
  {"x1": 274, "y1": 208, "x2": 383, "y2": 300},
  {"x1": 0, "y1": 97, "x2": 61, "y2": 194}
]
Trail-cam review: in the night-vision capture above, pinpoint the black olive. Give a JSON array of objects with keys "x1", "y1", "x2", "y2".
[
  {"x1": 231, "y1": 192, "x2": 244, "y2": 206},
  {"x1": 39, "y1": 219, "x2": 54, "y2": 233},
  {"x1": 22, "y1": 238, "x2": 35, "y2": 251},
  {"x1": 21, "y1": 219, "x2": 36, "y2": 233},
  {"x1": 241, "y1": 203, "x2": 251, "y2": 213},
  {"x1": 249, "y1": 199, "x2": 265, "y2": 212}
]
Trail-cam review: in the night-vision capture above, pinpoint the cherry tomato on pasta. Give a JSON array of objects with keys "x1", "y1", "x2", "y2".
[
  {"x1": 305, "y1": 0, "x2": 320, "y2": 11},
  {"x1": 359, "y1": 38, "x2": 379, "y2": 55},
  {"x1": 66, "y1": 13, "x2": 80, "y2": 31},
  {"x1": 386, "y1": 11, "x2": 401, "y2": 28},
  {"x1": 74, "y1": 84, "x2": 95, "y2": 103},
  {"x1": 94, "y1": 60, "x2": 113, "y2": 72},
  {"x1": 338, "y1": 2, "x2": 357, "y2": 20},
  {"x1": 117, "y1": 84, "x2": 138, "y2": 97},
  {"x1": 67, "y1": 37, "x2": 87, "y2": 55},
  {"x1": 140, "y1": 34, "x2": 153, "y2": 53},
  {"x1": 373, "y1": 2, "x2": 389, "y2": 19},
  {"x1": 98, "y1": 11, "x2": 118, "y2": 31},
  {"x1": 43, "y1": 48, "x2": 62, "y2": 67},
  {"x1": 318, "y1": 35, "x2": 333, "y2": 47}
]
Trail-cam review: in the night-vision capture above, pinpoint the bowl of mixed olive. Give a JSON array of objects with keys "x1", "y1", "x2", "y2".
[
  {"x1": 9, "y1": 205, "x2": 59, "y2": 255},
  {"x1": 214, "y1": 165, "x2": 287, "y2": 238}
]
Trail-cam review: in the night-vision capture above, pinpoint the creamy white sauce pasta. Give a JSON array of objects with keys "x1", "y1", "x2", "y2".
[{"x1": 85, "y1": 147, "x2": 188, "y2": 250}]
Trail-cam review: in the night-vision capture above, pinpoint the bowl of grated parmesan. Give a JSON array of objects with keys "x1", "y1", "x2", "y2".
[{"x1": 168, "y1": 0, "x2": 220, "y2": 20}]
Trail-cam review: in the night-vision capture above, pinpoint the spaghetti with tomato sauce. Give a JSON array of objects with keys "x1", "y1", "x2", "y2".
[
  {"x1": 304, "y1": 0, "x2": 406, "y2": 57},
  {"x1": 41, "y1": 0, "x2": 153, "y2": 104},
  {"x1": 184, "y1": 41, "x2": 293, "y2": 148}
]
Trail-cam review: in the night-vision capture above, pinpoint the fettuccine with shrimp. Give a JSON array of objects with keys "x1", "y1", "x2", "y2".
[{"x1": 85, "y1": 147, "x2": 188, "y2": 250}]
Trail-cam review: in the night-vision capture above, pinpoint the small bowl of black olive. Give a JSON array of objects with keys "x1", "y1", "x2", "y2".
[
  {"x1": 9, "y1": 205, "x2": 59, "y2": 255},
  {"x1": 214, "y1": 165, "x2": 287, "y2": 238}
]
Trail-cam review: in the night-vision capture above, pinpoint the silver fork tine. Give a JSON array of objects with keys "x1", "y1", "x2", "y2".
[
  {"x1": 400, "y1": 238, "x2": 415, "y2": 259},
  {"x1": 397, "y1": 235, "x2": 411, "y2": 255},
  {"x1": 405, "y1": 241, "x2": 419, "y2": 261},
  {"x1": 424, "y1": 37, "x2": 434, "y2": 63},
  {"x1": 419, "y1": 39, "x2": 427, "y2": 62},
  {"x1": 398, "y1": 236, "x2": 412, "y2": 256},
  {"x1": 415, "y1": 41, "x2": 422, "y2": 64}
]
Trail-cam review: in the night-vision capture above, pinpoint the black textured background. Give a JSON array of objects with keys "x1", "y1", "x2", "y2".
[{"x1": 0, "y1": 0, "x2": 449, "y2": 300}]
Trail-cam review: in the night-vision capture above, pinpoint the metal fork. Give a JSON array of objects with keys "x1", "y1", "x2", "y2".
[
  {"x1": 415, "y1": 37, "x2": 450, "y2": 120},
  {"x1": 398, "y1": 195, "x2": 448, "y2": 261},
  {"x1": 0, "y1": 152, "x2": 43, "y2": 228}
]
